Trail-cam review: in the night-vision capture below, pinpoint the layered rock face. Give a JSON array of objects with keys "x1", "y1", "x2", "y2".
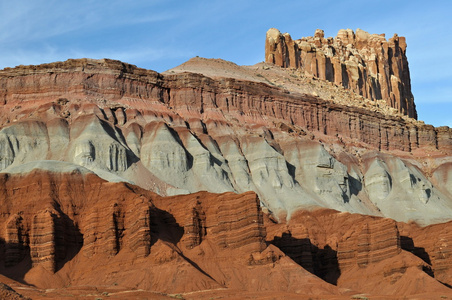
[
  {"x1": 266, "y1": 209, "x2": 452, "y2": 296},
  {"x1": 265, "y1": 28, "x2": 416, "y2": 118},
  {"x1": 0, "y1": 59, "x2": 451, "y2": 225},
  {"x1": 0, "y1": 54, "x2": 451, "y2": 297},
  {"x1": 0, "y1": 170, "x2": 340, "y2": 297},
  {"x1": 337, "y1": 218, "x2": 401, "y2": 269},
  {"x1": 1, "y1": 170, "x2": 451, "y2": 298}
]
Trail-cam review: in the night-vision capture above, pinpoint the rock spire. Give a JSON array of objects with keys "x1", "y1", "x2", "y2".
[{"x1": 265, "y1": 28, "x2": 417, "y2": 119}]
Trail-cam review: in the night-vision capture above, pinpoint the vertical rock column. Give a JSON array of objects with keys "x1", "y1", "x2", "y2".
[
  {"x1": 182, "y1": 200, "x2": 207, "y2": 250},
  {"x1": 265, "y1": 28, "x2": 417, "y2": 119},
  {"x1": 127, "y1": 200, "x2": 152, "y2": 257},
  {"x1": 432, "y1": 229, "x2": 452, "y2": 283},
  {"x1": 82, "y1": 203, "x2": 125, "y2": 257},
  {"x1": 208, "y1": 193, "x2": 267, "y2": 253},
  {"x1": 338, "y1": 218, "x2": 400, "y2": 269},
  {"x1": 30, "y1": 210, "x2": 58, "y2": 272}
]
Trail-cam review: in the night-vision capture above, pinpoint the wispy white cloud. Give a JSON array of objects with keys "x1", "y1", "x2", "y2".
[
  {"x1": 0, "y1": 1, "x2": 183, "y2": 70},
  {"x1": 1, "y1": 0, "x2": 451, "y2": 107},
  {"x1": 0, "y1": 1, "x2": 177, "y2": 44}
]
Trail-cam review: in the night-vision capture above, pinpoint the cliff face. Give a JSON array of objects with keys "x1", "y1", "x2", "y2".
[
  {"x1": 0, "y1": 170, "x2": 339, "y2": 297},
  {"x1": 0, "y1": 50, "x2": 451, "y2": 297},
  {"x1": 0, "y1": 58, "x2": 451, "y2": 225},
  {"x1": 265, "y1": 28, "x2": 417, "y2": 119},
  {"x1": 0, "y1": 170, "x2": 451, "y2": 298},
  {"x1": 0, "y1": 59, "x2": 446, "y2": 153},
  {"x1": 266, "y1": 209, "x2": 452, "y2": 296}
]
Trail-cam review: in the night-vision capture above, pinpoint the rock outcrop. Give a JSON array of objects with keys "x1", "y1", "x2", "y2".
[
  {"x1": 337, "y1": 218, "x2": 401, "y2": 269},
  {"x1": 0, "y1": 170, "x2": 451, "y2": 298},
  {"x1": 266, "y1": 209, "x2": 452, "y2": 296},
  {"x1": 0, "y1": 170, "x2": 340, "y2": 297},
  {"x1": 265, "y1": 28, "x2": 416, "y2": 118},
  {"x1": 0, "y1": 58, "x2": 450, "y2": 225},
  {"x1": 0, "y1": 25, "x2": 451, "y2": 298}
]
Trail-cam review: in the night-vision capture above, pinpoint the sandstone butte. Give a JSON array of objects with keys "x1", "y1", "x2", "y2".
[{"x1": 0, "y1": 28, "x2": 451, "y2": 299}]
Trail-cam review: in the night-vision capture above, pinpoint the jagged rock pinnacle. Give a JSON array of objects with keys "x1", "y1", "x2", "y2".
[{"x1": 265, "y1": 28, "x2": 417, "y2": 119}]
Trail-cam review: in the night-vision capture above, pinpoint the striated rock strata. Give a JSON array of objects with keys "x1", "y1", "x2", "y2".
[
  {"x1": 266, "y1": 209, "x2": 452, "y2": 296},
  {"x1": 0, "y1": 170, "x2": 338, "y2": 297},
  {"x1": 337, "y1": 218, "x2": 401, "y2": 269},
  {"x1": 0, "y1": 170, "x2": 451, "y2": 298},
  {"x1": 0, "y1": 26, "x2": 450, "y2": 298},
  {"x1": 0, "y1": 59, "x2": 451, "y2": 225},
  {"x1": 266, "y1": 28, "x2": 416, "y2": 118}
]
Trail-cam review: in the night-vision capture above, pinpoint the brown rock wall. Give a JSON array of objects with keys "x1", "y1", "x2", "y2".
[
  {"x1": 266, "y1": 209, "x2": 452, "y2": 295},
  {"x1": 337, "y1": 218, "x2": 401, "y2": 269},
  {"x1": 127, "y1": 201, "x2": 152, "y2": 258},
  {"x1": 158, "y1": 191, "x2": 267, "y2": 253},
  {"x1": 0, "y1": 59, "x2": 450, "y2": 153},
  {"x1": 0, "y1": 171, "x2": 268, "y2": 286},
  {"x1": 0, "y1": 170, "x2": 451, "y2": 296},
  {"x1": 30, "y1": 210, "x2": 57, "y2": 272},
  {"x1": 265, "y1": 28, "x2": 417, "y2": 119},
  {"x1": 398, "y1": 221, "x2": 452, "y2": 286},
  {"x1": 4, "y1": 215, "x2": 27, "y2": 267},
  {"x1": 146, "y1": 72, "x2": 450, "y2": 152},
  {"x1": 432, "y1": 228, "x2": 452, "y2": 282}
]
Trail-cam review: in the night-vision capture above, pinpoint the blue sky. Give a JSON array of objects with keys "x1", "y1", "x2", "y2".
[{"x1": 0, "y1": 0, "x2": 450, "y2": 127}]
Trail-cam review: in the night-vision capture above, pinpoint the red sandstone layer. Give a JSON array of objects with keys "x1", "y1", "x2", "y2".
[
  {"x1": 0, "y1": 171, "x2": 450, "y2": 298},
  {"x1": 0, "y1": 59, "x2": 449, "y2": 154}
]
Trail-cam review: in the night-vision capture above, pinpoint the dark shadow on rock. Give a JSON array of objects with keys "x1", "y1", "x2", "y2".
[
  {"x1": 400, "y1": 236, "x2": 431, "y2": 265},
  {"x1": 53, "y1": 207, "x2": 84, "y2": 273},
  {"x1": 149, "y1": 207, "x2": 184, "y2": 247},
  {"x1": 342, "y1": 186, "x2": 350, "y2": 204},
  {"x1": 341, "y1": 64, "x2": 349, "y2": 89},
  {"x1": 285, "y1": 161, "x2": 302, "y2": 187},
  {"x1": 348, "y1": 174, "x2": 362, "y2": 197},
  {"x1": 99, "y1": 118, "x2": 140, "y2": 166},
  {"x1": 0, "y1": 205, "x2": 84, "y2": 281},
  {"x1": 286, "y1": 162, "x2": 296, "y2": 181},
  {"x1": 271, "y1": 232, "x2": 340, "y2": 285},
  {"x1": 422, "y1": 265, "x2": 435, "y2": 278},
  {"x1": 177, "y1": 251, "x2": 221, "y2": 285},
  {"x1": 167, "y1": 125, "x2": 194, "y2": 170},
  {"x1": 149, "y1": 205, "x2": 221, "y2": 286},
  {"x1": 439, "y1": 281, "x2": 452, "y2": 289},
  {"x1": 0, "y1": 237, "x2": 34, "y2": 285}
]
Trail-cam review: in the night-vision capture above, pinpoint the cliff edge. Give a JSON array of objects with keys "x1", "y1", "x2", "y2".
[{"x1": 265, "y1": 28, "x2": 416, "y2": 119}]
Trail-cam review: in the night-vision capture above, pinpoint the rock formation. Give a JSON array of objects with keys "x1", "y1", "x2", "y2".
[
  {"x1": 0, "y1": 58, "x2": 451, "y2": 225},
  {"x1": 266, "y1": 209, "x2": 452, "y2": 296},
  {"x1": 337, "y1": 218, "x2": 401, "y2": 269},
  {"x1": 0, "y1": 282, "x2": 29, "y2": 300},
  {"x1": 0, "y1": 170, "x2": 339, "y2": 298},
  {"x1": 265, "y1": 28, "x2": 417, "y2": 118},
  {"x1": 0, "y1": 170, "x2": 450, "y2": 298},
  {"x1": 0, "y1": 27, "x2": 450, "y2": 297}
]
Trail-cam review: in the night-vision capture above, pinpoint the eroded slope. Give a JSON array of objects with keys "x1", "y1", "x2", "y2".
[
  {"x1": 0, "y1": 170, "x2": 450, "y2": 298},
  {"x1": 0, "y1": 58, "x2": 451, "y2": 224}
]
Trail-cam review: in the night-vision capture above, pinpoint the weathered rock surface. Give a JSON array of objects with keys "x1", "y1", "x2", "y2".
[
  {"x1": 0, "y1": 25, "x2": 450, "y2": 298},
  {"x1": 0, "y1": 58, "x2": 451, "y2": 225},
  {"x1": 266, "y1": 209, "x2": 452, "y2": 297},
  {"x1": 265, "y1": 28, "x2": 417, "y2": 118},
  {"x1": 0, "y1": 170, "x2": 450, "y2": 298},
  {"x1": 0, "y1": 282, "x2": 29, "y2": 300},
  {"x1": 0, "y1": 170, "x2": 339, "y2": 297},
  {"x1": 337, "y1": 218, "x2": 401, "y2": 269}
]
